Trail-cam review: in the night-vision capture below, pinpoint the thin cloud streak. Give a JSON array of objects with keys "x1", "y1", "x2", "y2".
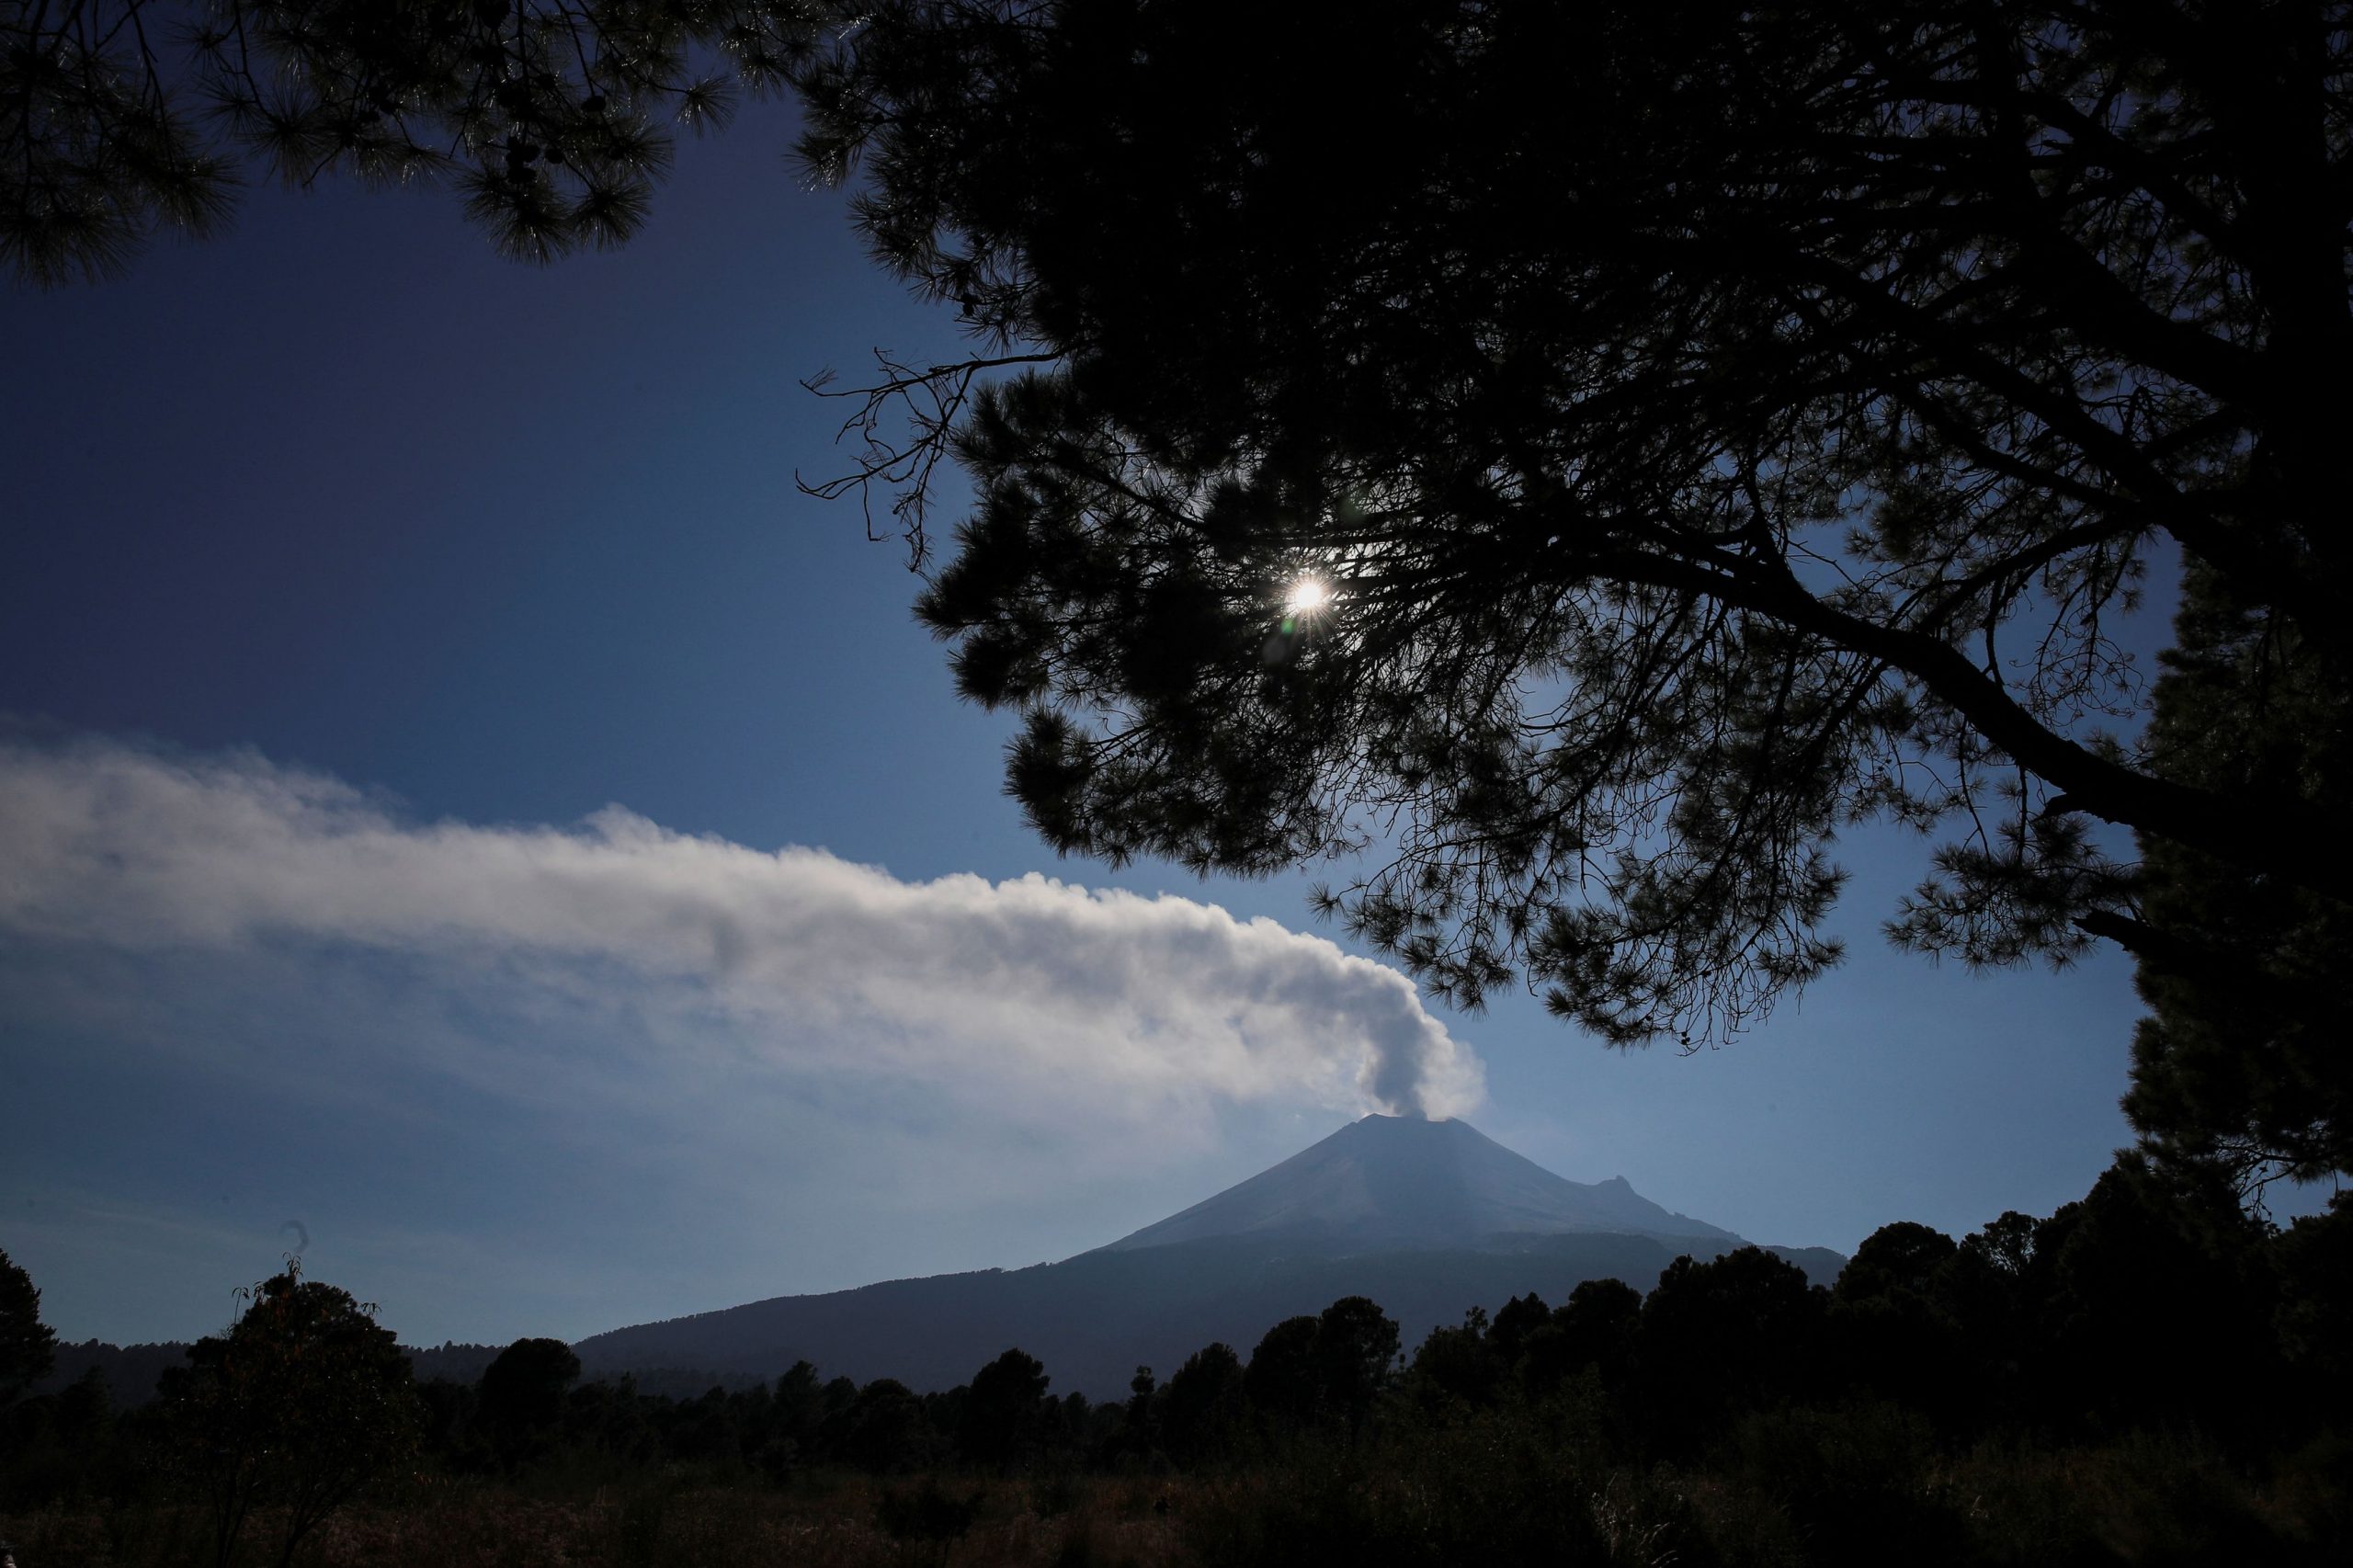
[{"x1": 0, "y1": 736, "x2": 1483, "y2": 1121}]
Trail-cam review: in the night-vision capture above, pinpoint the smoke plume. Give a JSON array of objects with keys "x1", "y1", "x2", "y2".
[{"x1": 0, "y1": 737, "x2": 1484, "y2": 1121}]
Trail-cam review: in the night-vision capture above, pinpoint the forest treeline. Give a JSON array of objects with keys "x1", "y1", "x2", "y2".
[{"x1": 4, "y1": 1157, "x2": 2350, "y2": 1565}]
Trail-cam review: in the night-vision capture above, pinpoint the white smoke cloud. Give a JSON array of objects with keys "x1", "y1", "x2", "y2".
[{"x1": 0, "y1": 736, "x2": 1483, "y2": 1121}]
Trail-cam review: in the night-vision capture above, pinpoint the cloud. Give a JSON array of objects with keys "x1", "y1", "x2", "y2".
[{"x1": 0, "y1": 736, "x2": 1484, "y2": 1122}]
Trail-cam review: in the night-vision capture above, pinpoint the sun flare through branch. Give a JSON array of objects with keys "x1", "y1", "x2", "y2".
[{"x1": 1283, "y1": 574, "x2": 1334, "y2": 619}]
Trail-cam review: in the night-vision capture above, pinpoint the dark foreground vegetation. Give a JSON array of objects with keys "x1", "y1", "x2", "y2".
[{"x1": 5, "y1": 1158, "x2": 2348, "y2": 1567}]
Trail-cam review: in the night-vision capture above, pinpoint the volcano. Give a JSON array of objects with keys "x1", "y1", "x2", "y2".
[
  {"x1": 574, "y1": 1116, "x2": 1841, "y2": 1397},
  {"x1": 1101, "y1": 1113, "x2": 1743, "y2": 1255}
]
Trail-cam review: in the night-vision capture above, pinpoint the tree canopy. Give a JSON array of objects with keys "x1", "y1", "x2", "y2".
[
  {"x1": 779, "y1": 0, "x2": 2353, "y2": 1173},
  {"x1": 0, "y1": 1246, "x2": 58, "y2": 1402},
  {"x1": 960, "y1": 1346, "x2": 1051, "y2": 1469},
  {"x1": 2121, "y1": 561, "x2": 2352, "y2": 1187},
  {"x1": 157, "y1": 1260, "x2": 421, "y2": 1568},
  {"x1": 478, "y1": 1335, "x2": 583, "y2": 1464},
  {"x1": 1, "y1": 0, "x2": 826, "y2": 284}
]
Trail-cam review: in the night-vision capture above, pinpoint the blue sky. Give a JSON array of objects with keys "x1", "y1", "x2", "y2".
[{"x1": 0, "y1": 102, "x2": 2222, "y2": 1351}]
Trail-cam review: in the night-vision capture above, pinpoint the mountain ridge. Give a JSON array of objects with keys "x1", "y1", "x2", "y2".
[
  {"x1": 1098, "y1": 1114, "x2": 1744, "y2": 1254},
  {"x1": 572, "y1": 1114, "x2": 1841, "y2": 1395}
]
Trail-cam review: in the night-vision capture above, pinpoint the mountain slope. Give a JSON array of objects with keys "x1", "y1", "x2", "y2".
[
  {"x1": 572, "y1": 1115, "x2": 1839, "y2": 1397},
  {"x1": 1101, "y1": 1114, "x2": 1741, "y2": 1253},
  {"x1": 575, "y1": 1232, "x2": 1717, "y2": 1397}
]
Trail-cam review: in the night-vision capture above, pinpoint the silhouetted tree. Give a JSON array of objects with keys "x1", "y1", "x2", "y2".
[
  {"x1": 1407, "y1": 1305, "x2": 1500, "y2": 1411},
  {"x1": 0, "y1": 1248, "x2": 57, "y2": 1402},
  {"x1": 823, "y1": 1377, "x2": 938, "y2": 1473},
  {"x1": 756, "y1": 1358, "x2": 825, "y2": 1476},
  {"x1": 478, "y1": 1335, "x2": 581, "y2": 1466},
  {"x1": 409, "y1": 1374, "x2": 490, "y2": 1472},
  {"x1": 2036, "y1": 1156, "x2": 2280, "y2": 1434},
  {"x1": 2122, "y1": 561, "x2": 2353, "y2": 1187},
  {"x1": 1830, "y1": 1223, "x2": 1969, "y2": 1420},
  {"x1": 786, "y1": 0, "x2": 2353, "y2": 1057},
  {"x1": 1049, "y1": 1387, "x2": 1095, "y2": 1453},
  {"x1": 1923, "y1": 1209, "x2": 2047, "y2": 1427},
  {"x1": 1961, "y1": 1210, "x2": 2042, "y2": 1281},
  {"x1": 960, "y1": 1346, "x2": 1050, "y2": 1470},
  {"x1": 1485, "y1": 1290, "x2": 1552, "y2": 1366},
  {"x1": 2271, "y1": 1194, "x2": 2353, "y2": 1406},
  {"x1": 819, "y1": 1372, "x2": 858, "y2": 1426},
  {"x1": 1159, "y1": 1341, "x2": 1248, "y2": 1465},
  {"x1": 1242, "y1": 1300, "x2": 1400, "y2": 1433},
  {"x1": 0, "y1": 1359, "x2": 124, "y2": 1513},
  {"x1": 666, "y1": 1382, "x2": 743, "y2": 1464},
  {"x1": 1537, "y1": 1276, "x2": 1643, "y2": 1399},
  {"x1": 2, "y1": 1, "x2": 832, "y2": 284},
  {"x1": 1638, "y1": 1248, "x2": 1825, "y2": 1453},
  {"x1": 54, "y1": 1363, "x2": 112, "y2": 1446},
  {"x1": 1243, "y1": 1315, "x2": 1323, "y2": 1430},
  {"x1": 1836, "y1": 1223, "x2": 1959, "y2": 1307},
  {"x1": 1124, "y1": 1363, "x2": 1154, "y2": 1416},
  {"x1": 1313, "y1": 1295, "x2": 1401, "y2": 1429},
  {"x1": 157, "y1": 1260, "x2": 421, "y2": 1568}
]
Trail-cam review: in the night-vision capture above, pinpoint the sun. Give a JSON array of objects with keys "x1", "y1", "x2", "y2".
[{"x1": 1283, "y1": 574, "x2": 1334, "y2": 618}]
